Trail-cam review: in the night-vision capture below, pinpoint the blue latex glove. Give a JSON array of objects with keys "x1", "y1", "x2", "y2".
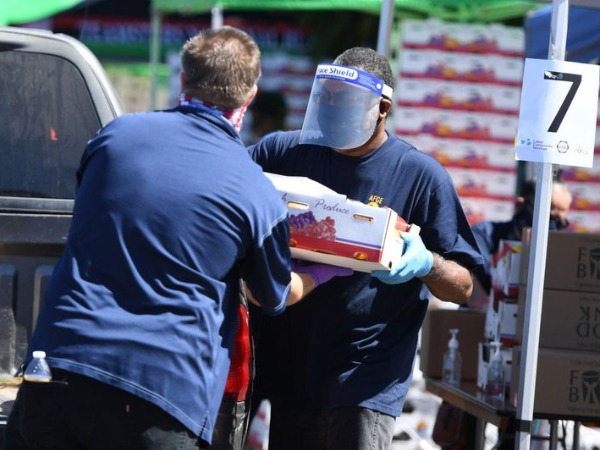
[
  {"x1": 292, "y1": 261, "x2": 353, "y2": 287},
  {"x1": 371, "y1": 231, "x2": 433, "y2": 285}
]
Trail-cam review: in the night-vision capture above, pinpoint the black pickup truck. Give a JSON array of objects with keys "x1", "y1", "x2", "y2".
[
  {"x1": 0, "y1": 25, "x2": 122, "y2": 377},
  {"x1": 0, "y1": 26, "x2": 251, "y2": 450}
]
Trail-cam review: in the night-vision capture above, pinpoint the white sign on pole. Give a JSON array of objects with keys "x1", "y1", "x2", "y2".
[{"x1": 516, "y1": 58, "x2": 599, "y2": 168}]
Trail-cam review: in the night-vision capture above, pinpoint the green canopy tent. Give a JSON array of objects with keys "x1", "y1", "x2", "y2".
[
  {"x1": 151, "y1": 0, "x2": 543, "y2": 21},
  {"x1": 149, "y1": 0, "x2": 544, "y2": 107},
  {"x1": 148, "y1": 0, "x2": 597, "y2": 94}
]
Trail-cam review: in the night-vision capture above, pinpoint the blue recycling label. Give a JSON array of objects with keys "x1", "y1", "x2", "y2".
[{"x1": 315, "y1": 64, "x2": 384, "y2": 95}]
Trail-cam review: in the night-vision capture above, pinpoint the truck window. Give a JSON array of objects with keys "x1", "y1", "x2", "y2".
[{"x1": 0, "y1": 51, "x2": 102, "y2": 200}]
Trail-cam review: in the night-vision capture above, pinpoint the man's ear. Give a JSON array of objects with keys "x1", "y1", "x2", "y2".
[
  {"x1": 379, "y1": 97, "x2": 392, "y2": 117},
  {"x1": 244, "y1": 84, "x2": 258, "y2": 107},
  {"x1": 179, "y1": 72, "x2": 185, "y2": 92}
]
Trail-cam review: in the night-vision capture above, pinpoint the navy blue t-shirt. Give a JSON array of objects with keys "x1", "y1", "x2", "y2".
[
  {"x1": 27, "y1": 106, "x2": 291, "y2": 443},
  {"x1": 249, "y1": 130, "x2": 483, "y2": 417}
]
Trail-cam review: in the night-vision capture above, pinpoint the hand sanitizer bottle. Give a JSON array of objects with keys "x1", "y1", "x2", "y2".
[
  {"x1": 485, "y1": 341, "x2": 505, "y2": 400},
  {"x1": 442, "y1": 328, "x2": 462, "y2": 386},
  {"x1": 24, "y1": 350, "x2": 53, "y2": 382}
]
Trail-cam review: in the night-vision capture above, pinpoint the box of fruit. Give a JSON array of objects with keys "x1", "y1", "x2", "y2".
[{"x1": 265, "y1": 172, "x2": 414, "y2": 272}]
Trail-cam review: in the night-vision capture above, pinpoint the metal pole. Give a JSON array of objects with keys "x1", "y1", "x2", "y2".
[
  {"x1": 376, "y1": 0, "x2": 395, "y2": 57},
  {"x1": 150, "y1": 6, "x2": 162, "y2": 111},
  {"x1": 515, "y1": 1, "x2": 569, "y2": 449},
  {"x1": 211, "y1": 7, "x2": 223, "y2": 29}
]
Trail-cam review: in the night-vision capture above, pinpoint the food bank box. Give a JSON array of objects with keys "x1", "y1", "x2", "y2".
[
  {"x1": 519, "y1": 230, "x2": 600, "y2": 293},
  {"x1": 516, "y1": 288, "x2": 600, "y2": 352},
  {"x1": 265, "y1": 173, "x2": 410, "y2": 272},
  {"x1": 510, "y1": 346, "x2": 600, "y2": 419}
]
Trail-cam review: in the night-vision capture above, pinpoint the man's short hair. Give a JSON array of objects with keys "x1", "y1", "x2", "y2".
[
  {"x1": 181, "y1": 26, "x2": 261, "y2": 109},
  {"x1": 333, "y1": 47, "x2": 395, "y2": 95}
]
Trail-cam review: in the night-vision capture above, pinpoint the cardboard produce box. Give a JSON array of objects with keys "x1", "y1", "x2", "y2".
[
  {"x1": 511, "y1": 346, "x2": 600, "y2": 419},
  {"x1": 498, "y1": 299, "x2": 519, "y2": 346},
  {"x1": 265, "y1": 173, "x2": 410, "y2": 272},
  {"x1": 520, "y1": 230, "x2": 600, "y2": 293},
  {"x1": 420, "y1": 308, "x2": 486, "y2": 381},
  {"x1": 516, "y1": 288, "x2": 600, "y2": 352},
  {"x1": 492, "y1": 239, "x2": 521, "y2": 299}
]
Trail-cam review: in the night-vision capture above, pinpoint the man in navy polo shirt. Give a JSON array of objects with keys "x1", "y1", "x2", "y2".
[{"x1": 5, "y1": 26, "x2": 350, "y2": 450}]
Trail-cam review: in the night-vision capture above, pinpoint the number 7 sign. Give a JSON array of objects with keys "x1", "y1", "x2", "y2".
[{"x1": 516, "y1": 58, "x2": 599, "y2": 168}]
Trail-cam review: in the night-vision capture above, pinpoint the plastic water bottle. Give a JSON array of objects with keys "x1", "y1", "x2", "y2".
[
  {"x1": 23, "y1": 350, "x2": 52, "y2": 382},
  {"x1": 442, "y1": 328, "x2": 462, "y2": 386}
]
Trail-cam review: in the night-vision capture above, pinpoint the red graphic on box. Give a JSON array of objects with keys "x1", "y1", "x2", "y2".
[
  {"x1": 402, "y1": 92, "x2": 502, "y2": 114},
  {"x1": 418, "y1": 34, "x2": 497, "y2": 54},
  {"x1": 572, "y1": 196, "x2": 600, "y2": 212},
  {"x1": 289, "y1": 211, "x2": 336, "y2": 240},
  {"x1": 288, "y1": 212, "x2": 407, "y2": 262},
  {"x1": 414, "y1": 63, "x2": 496, "y2": 84},
  {"x1": 431, "y1": 150, "x2": 488, "y2": 169},
  {"x1": 419, "y1": 120, "x2": 492, "y2": 141}
]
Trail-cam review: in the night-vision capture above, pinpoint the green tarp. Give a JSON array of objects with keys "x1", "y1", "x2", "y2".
[{"x1": 0, "y1": 0, "x2": 84, "y2": 26}]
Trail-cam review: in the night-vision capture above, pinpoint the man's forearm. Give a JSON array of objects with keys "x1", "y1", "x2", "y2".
[
  {"x1": 287, "y1": 272, "x2": 318, "y2": 306},
  {"x1": 421, "y1": 253, "x2": 473, "y2": 304},
  {"x1": 243, "y1": 273, "x2": 317, "y2": 308}
]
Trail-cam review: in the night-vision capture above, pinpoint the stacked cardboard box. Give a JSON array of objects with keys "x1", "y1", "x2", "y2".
[
  {"x1": 511, "y1": 347, "x2": 600, "y2": 418},
  {"x1": 394, "y1": 19, "x2": 525, "y2": 225},
  {"x1": 510, "y1": 230, "x2": 600, "y2": 419}
]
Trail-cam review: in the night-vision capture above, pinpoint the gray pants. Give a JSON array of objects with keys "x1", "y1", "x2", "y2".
[{"x1": 268, "y1": 403, "x2": 395, "y2": 450}]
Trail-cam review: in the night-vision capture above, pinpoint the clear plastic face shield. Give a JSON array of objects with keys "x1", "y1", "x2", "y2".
[{"x1": 300, "y1": 64, "x2": 393, "y2": 150}]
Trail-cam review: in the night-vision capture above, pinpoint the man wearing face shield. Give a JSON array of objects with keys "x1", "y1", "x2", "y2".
[
  {"x1": 247, "y1": 47, "x2": 483, "y2": 450},
  {"x1": 300, "y1": 66, "x2": 391, "y2": 150}
]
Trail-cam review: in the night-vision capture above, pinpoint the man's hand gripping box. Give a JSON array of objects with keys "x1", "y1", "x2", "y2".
[{"x1": 265, "y1": 173, "x2": 415, "y2": 272}]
